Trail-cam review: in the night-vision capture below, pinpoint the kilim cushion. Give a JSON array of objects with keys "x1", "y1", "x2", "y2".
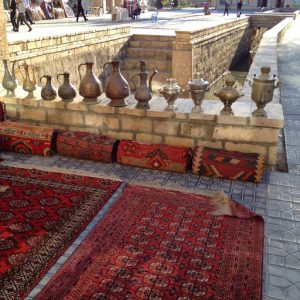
[
  {"x1": 117, "y1": 140, "x2": 191, "y2": 173},
  {"x1": 0, "y1": 101, "x2": 5, "y2": 122},
  {"x1": 192, "y1": 146, "x2": 265, "y2": 182},
  {"x1": 55, "y1": 130, "x2": 119, "y2": 163},
  {"x1": 0, "y1": 121, "x2": 55, "y2": 156}
]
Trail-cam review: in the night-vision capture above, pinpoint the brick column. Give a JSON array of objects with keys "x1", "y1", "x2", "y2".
[{"x1": 0, "y1": 1, "x2": 9, "y2": 60}]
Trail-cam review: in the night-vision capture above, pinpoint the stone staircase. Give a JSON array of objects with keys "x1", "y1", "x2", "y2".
[{"x1": 122, "y1": 34, "x2": 175, "y2": 93}]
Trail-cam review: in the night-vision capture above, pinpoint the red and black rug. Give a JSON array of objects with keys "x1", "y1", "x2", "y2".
[
  {"x1": 36, "y1": 185, "x2": 264, "y2": 300},
  {"x1": 0, "y1": 166, "x2": 120, "y2": 299}
]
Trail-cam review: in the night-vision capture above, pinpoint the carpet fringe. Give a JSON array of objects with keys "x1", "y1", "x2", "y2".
[{"x1": 0, "y1": 161, "x2": 122, "y2": 182}]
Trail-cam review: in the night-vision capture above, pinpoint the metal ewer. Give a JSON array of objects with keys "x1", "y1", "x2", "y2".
[
  {"x1": 158, "y1": 78, "x2": 182, "y2": 111},
  {"x1": 214, "y1": 74, "x2": 244, "y2": 115},
  {"x1": 187, "y1": 73, "x2": 210, "y2": 113},
  {"x1": 247, "y1": 66, "x2": 280, "y2": 117}
]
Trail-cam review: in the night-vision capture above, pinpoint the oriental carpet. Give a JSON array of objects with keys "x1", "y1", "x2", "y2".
[
  {"x1": 0, "y1": 166, "x2": 120, "y2": 299},
  {"x1": 36, "y1": 185, "x2": 264, "y2": 300}
]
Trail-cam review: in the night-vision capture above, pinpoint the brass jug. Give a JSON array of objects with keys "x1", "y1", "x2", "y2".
[
  {"x1": 247, "y1": 66, "x2": 280, "y2": 117},
  {"x1": 132, "y1": 61, "x2": 158, "y2": 110},
  {"x1": 2, "y1": 59, "x2": 17, "y2": 97},
  {"x1": 57, "y1": 72, "x2": 76, "y2": 102},
  {"x1": 103, "y1": 60, "x2": 130, "y2": 107},
  {"x1": 19, "y1": 62, "x2": 37, "y2": 99},
  {"x1": 214, "y1": 75, "x2": 244, "y2": 115},
  {"x1": 78, "y1": 62, "x2": 102, "y2": 104},
  {"x1": 158, "y1": 78, "x2": 182, "y2": 111},
  {"x1": 40, "y1": 75, "x2": 56, "y2": 101}
]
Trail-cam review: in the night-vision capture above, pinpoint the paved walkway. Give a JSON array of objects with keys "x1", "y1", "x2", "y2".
[
  {"x1": 5, "y1": 8, "x2": 256, "y2": 42},
  {"x1": 1, "y1": 9, "x2": 300, "y2": 300}
]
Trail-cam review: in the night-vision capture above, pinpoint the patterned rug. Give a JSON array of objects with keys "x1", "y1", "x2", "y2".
[
  {"x1": 192, "y1": 146, "x2": 265, "y2": 183},
  {"x1": 36, "y1": 185, "x2": 264, "y2": 300},
  {"x1": 0, "y1": 166, "x2": 120, "y2": 299}
]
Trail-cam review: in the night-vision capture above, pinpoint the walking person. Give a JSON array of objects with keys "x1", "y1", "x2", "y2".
[
  {"x1": 76, "y1": 0, "x2": 88, "y2": 22},
  {"x1": 223, "y1": 0, "x2": 231, "y2": 16},
  {"x1": 237, "y1": 0, "x2": 243, "y2": 17},
  {"x1": 9, "y1": 0, "x2": 18, "y2": 31},
  {"x1": 24, "y1": 0, "x2": 35, "y2": 25},
  {"x1": 15, "y1": 0, "x2": 32, "y2": 32}
]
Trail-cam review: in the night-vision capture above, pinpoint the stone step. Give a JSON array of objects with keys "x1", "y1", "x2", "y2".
[
  {"x1": 126, "y1": 47, "x2": 172, "y2": 60},
  {"x1": 122, "y1": 69, "x2": 172, "y2": 92},
  {"x1": 131, "y1": 34, "x2": 175, "y2": 42},
  {"x1": 129, "y1": 40, "x2": 173, "y2": 49},
  {"x1": 123, "y1": 58, "x2": 171, "y2": 73}
]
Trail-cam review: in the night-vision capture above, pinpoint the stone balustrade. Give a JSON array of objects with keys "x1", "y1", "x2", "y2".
[{"x1": 1, "y1": 86, "x2": 283, "y2": 165}]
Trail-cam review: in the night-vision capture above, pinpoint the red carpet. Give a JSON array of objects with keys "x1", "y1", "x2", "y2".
[
  {"x1": 36, "y1": 185, "x2": 264, "y2": 300},
  {"x1": 0, "y1": 166, "x2": 120, "y2": 299},
  {"x1": 192, "y1": 146, "x2": 265, "y2": 183}
]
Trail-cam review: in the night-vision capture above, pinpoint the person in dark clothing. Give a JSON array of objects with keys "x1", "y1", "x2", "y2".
[
  {"x1": 223, "y1": 0, "x2": 231, "y2": 16},
  {"x1": 237, "y1": 0, "x2": 242, "y2": 17},
  {"x1": 9, "y1": 0, "x2": 18, "y2": 31},
  {"x1": 15, "y1": 0, "x2": 32, "y2": 32},
  {"x1": 131, "y1": 0, "x2": 141, "y2": 19},
  {"x1": 76, "y1": 0, "x2": 88, "y2": 22}
]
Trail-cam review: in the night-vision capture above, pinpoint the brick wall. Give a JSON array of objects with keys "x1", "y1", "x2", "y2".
[
  {"x1": 172, "y1": 18, "x2": 251, "y2": 86},
  {"x1": 7, "y1": 25, "x2": 131, "y2": 87}
]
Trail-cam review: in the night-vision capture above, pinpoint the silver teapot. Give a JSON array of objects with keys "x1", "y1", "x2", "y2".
[
  {"x1": 187, "y1": 73, "x2": 210, "y2": 113},
  {"x1": 248, "y1": 66, "x2": 280, "y2": 117},
  {"x1": 158, "y1": 78, "x2": 182, "y2": 111}
]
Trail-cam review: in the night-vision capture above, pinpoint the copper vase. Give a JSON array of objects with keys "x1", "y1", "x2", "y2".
[
  {"x1": 78, "y1": 62, "x2": 102, "y2": 104},
  {"x1": 103, "y1": 60, "x2": 130, "y2": 107},
  {"x1": 40, "y1": 75, "x2": 57, "y2": 100},
  {"x1": 57, "y1": 72, "x2": 76, "y2": 102}
]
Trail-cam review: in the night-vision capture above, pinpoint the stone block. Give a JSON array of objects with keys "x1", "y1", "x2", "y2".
[
  {"x1": 48, "y1": 110, "x2": 83, "y2": 126},
  {"x1": 136, "y1": 133, "x2": 163, "y2": 144},
  {"x1": 1, "y1": 97, "x2": 18, "y2": 105},
  {"x1": 84, "y1": 114, "x2": 105, "y2": 127},
  {"x1": 213, "y1": 126, "x2": 280, "y2": 143},
  {"x1": 5, "y1": 105, "x2": 17, "y2": 119},
  {"x1": 216, "y1": 115, "x2": 248, "y2": 125},
  {"x1": 121, "y1": 117, "x2": 152, "y2": 132},
  {"x1": 189, "y1": 113, "x2": 215, "y2": 121},
  {"x1": 68, "y1": 126, "x2": 99, "y2": 135},
  {"x1": 19, "y1": 107, "x2": 46, "y2": 122},
  {"x1": 268, "y1": 146, "x2": 278, "y2": 165},
  {"x1": 89, "y1": 104, "x2": 116, "y2": 114},
  {"x1": 107, "y1": 131, "x2": 133, "y2": 140},
  {"x1": 180, "y1": 124, "x2": 211, "y2": 138},
  {"x1": 118, "y1": 107, "x2": 147, "y2": 117},
  {"x1": 165, "y1": 136, "x2": 194, "y2": 148},
  {"x1": 249, "y1": 116, "x2": 284, "y2": 129},
  {"x1": 153, "y1": 120, "x2": 179, "y2": 136},
  {"x1": 40, "y1": 99, "x2": 65, "y2": 110},
  {"x1": 65, "y1": 101, "x2": 89, "y2": 112},
  {"x1": 18, "y1": 98, "x2": 39, "y2": 107},
  {"x1": 224, "y1": 142, "x2": 267, "y2": 155}
]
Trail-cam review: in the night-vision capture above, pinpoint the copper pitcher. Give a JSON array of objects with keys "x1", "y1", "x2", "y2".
[
  {"x1": 40, "y1": 75, "x2": 56, "y2": 101},
  {"x1": 57, "y1": 72, "x2": 76, "y2": 102},
  {"x1": 78, "y1": 62, "x2": 102, "y2": 104},
  {"x1": 2, "y1": 59, "x2": 17, "y2": 97},
  {"x1": 103, "y1": 60, "x2": 130, "y2": 107},
  {"x1": 19, "y1": 62, "x2": 37, "y2": 99},
  {"x1": 132, "y1": 61, "x2": 158, "y2": 110}
]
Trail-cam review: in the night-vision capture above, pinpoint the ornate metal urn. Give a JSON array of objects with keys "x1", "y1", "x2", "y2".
[
  {"x1": 158, "y1": 78, "x2": 182, "y2": 111},
  {"x1": 132, "y1": 61, "x2": 158, "y2": 110},
  {"x1": 214, "y1": 75, "x2": 244, "y2": 115},
  {"x1": 187, "y1": 73, "x2": 210, "y2": 113},
  {"x1": 247, "y1": 66, "x2": 280, "y2": 117}
]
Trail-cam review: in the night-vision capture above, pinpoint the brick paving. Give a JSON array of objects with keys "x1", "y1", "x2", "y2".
[{"x1": 1, "y1": 9, "x2": 300, "y2": 300}]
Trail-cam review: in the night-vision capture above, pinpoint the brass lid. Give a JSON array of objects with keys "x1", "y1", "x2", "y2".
[
  {"x1": 162, "y1": 78, "x2": 181, "y2": 93},
  {"x1": 253, "y1": 66, "x2": 276, "y2": 83},
  {"x1": 188, "y1": 73, "x2": 209, "y2": 90}
]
